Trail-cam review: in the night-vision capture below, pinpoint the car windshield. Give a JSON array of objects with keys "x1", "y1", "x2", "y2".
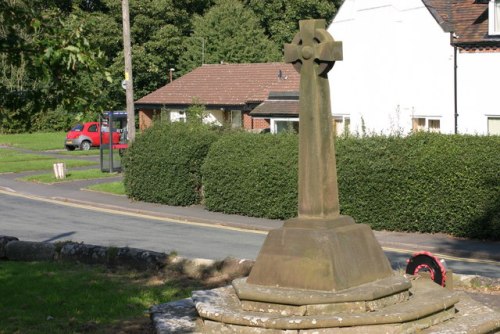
[{"x1": 71, "y1": 124, "x2": 83, "y2": 131}]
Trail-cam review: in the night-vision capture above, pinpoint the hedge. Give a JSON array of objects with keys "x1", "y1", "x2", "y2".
[
  {"x1": 202, "y1": 132, "x2": 299, "y2": 219},
  {"x1": 202, "y1": 132, "x2": 500, "y2": 240},
  {"x1": 122, "y1": 122, "x2": 219, "y2": 206}
]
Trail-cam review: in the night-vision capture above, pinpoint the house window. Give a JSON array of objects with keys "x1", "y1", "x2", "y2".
[
  {"x1": 332, "y1": 116, "x2": 350, "y2": 136},
  {"x1": 170, "y1": 110, "x2": 186, "y2": 123},
  {"x1": 231, "y1": 110, "x2": 242, "y2": 128},
  {"x1": 488, "y1": 117, "x2": 500, "y2": 135},
  {"x1": 270, "y1": 118, "x2": 299, "y2": 134},
  {"x1": 412, "y1": 117, "x2": 441, "y2": 132},
  {"x1": 489, "y1": 0, "x2": 500, "y2": 35}
]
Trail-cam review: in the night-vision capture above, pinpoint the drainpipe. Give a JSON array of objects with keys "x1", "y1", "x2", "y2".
[{"x1": 452, "y1": 34, "x2": 458, "y2": 134}]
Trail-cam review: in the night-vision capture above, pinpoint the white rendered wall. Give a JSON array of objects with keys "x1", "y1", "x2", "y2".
[
  {"x1": 457, "y1": 51, "x2": 500, "y2": 134},
  {"x1": 328, "y1": 0, "x2": 455, "y2": 135}
]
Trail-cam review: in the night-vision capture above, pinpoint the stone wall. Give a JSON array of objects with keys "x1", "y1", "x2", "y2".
[{"x1": 0, "y1": 235, "x2": 254, "y2": 279}]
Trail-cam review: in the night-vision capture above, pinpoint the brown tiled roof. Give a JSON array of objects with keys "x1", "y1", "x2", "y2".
[
  {"x1": 423, "y1": 0, "x2": 500, "y2": 49},
  {"x1": 250, "y1": 100, "x2": 299, "y2": 117},
  {"x1": 136, "y1": 63, "x2": 300, "y2": 108}
]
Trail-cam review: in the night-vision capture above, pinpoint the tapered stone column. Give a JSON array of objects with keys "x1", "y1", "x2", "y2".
[{"x1": 246, "y1": 20, "x2": 393, "y2": 291}]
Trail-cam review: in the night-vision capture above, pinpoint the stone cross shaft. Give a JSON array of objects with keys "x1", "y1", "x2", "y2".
[{"x1": 284, "y1": 19, "x2": 343, "y2": 219}]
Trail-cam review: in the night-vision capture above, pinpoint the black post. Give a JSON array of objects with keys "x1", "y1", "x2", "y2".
[
  {"x1": 109, "y1": 111, "x2": 114, "y2": 173},
  {"x1": 454, "y1": 44, "x2": 458, "y2": 134}
]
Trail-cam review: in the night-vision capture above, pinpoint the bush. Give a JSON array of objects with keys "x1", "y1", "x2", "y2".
[
  {"x1": 202, "y1": 132, "x2": 500, "y2": 240},
  {"x1": 122, "y1": 122, "x2": 219, "y2": 206},
  {"x1": 30, "y1": 106, "x2": 74, "y2": 132},
  {"x1": 337, "y1": 133, "x2": 500, "y2": 240},
  {"x1": 202, "y1": 132, "x2": 298, "y2": 219}
]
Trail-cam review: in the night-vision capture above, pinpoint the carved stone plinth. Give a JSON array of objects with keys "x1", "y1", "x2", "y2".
[{"x1": 247, "y1": 216, "x2": 394, "y2": 291}]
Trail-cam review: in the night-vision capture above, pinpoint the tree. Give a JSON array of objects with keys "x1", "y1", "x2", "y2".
[
  {"x1": 178, "y1": 0, "x2": 281, "y2": 74},
  {"x1": 243, "y1": 0, "x2": 340, "y2": 48},
  {"x1": 0, "y1": 0, "x2": 341, "y2": 132},
  {"x1": 0, "y1": 0, "x2": 111, "y2": 132}
]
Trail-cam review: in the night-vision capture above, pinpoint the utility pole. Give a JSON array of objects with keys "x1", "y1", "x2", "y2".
[{"x1": 122, "y1": 0, "x2": 135, "y2": 142}]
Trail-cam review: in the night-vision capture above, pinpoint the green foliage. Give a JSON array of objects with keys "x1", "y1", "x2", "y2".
[
  {"x1": 202, "y1": 132, "x2": 298, "y2": 219},
  {"x1": 336, "y1": 133, "x2": 500, "y2": 240},
  {"x1": 122, "y1": 122, "x2": 219, "y2": 206},
  {"x1": 244, "y1": 0, "x2": 339, "y2": 48},
  {"x1": 179, "y1": 0, "x2": 281, "y2": 74},
  {"x1": 1, "y1": 0, "x2": 340, "y2": 132},
  {"x1": 0, "y1": 1, "x2": 112, "y2": 133},
  {"x1": 30, "y1": 106, "x2": 73, "y2": 132},
  {"x1": 186, "y1": 99, "x2": 208, "y2": 125},
  {"x1": 202, "y1": 132, "x2": 500, "y2": 240}
]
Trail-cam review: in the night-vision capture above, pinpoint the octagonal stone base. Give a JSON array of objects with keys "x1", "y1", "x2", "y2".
[
  {"x1": 151, "y1": 277, "x2": 500, "y2": 333},
  {"x1": 247, "y1": 216, "x2": 394, "y2": 291}
]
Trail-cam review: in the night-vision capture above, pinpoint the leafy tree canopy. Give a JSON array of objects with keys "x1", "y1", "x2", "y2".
[
  {"x1": 179, "y1": 0, "x2": 281, "y2": 74},
  {"x1": 244, "y1": 0, "x2": 339, "y2": 48},
  {"x1": 0, "y1": 0, "x2": 340, "y2": 133}
]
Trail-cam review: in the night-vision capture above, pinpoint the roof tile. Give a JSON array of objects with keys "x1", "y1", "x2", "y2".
[
  {"x1": 136, "y1": 63, "x2": 300, "y2": 107},
  {"x1": 424, "y1": 0, "x2": 500, "y2": 46}
]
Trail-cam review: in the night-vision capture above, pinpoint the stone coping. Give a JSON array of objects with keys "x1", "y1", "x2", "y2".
[
  {"x1": 233, "y1": 275, "x2": 411, "y2": 305},
  {"x1": 151, "y1": 286, "x2": 500, "y2": 333},
  {"x1": 193, "y1": 279, "x2": 460, "y2": 330}
]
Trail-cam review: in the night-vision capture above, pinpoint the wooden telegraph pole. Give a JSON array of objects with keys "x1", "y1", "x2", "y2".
[{"x1": 122, "y1": 0, "x2": 135, "y2": 142}]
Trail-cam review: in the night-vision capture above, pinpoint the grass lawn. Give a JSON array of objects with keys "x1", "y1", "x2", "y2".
[
  {"x1": 0, "y1": 261, "x2": 200, "y2": 333},
  {"x1": 87, "y1": 181, "x2": 126, "y2": 195},
  {"x1": 0, "y1": 132, "x2": 66, "y2": 151},
  {"x1": 20, "y1": 169, "x2": 120, "y2": 184},
  {"x1": 0, "y1": 148, "x2": 95, "y2": 173},
  {"x1": 0, "y1": 132, "x2": 99, "y2": 155}
]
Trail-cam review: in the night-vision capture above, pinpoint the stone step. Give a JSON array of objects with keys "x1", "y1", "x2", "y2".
[{"x1": 193, "y1": 279, "x2": 460, "y2": 330}]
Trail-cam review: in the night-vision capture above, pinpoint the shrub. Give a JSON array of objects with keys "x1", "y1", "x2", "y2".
[
  {"x1": 203, "y1": 132, "x2": 500, "y2": 240},
  {"x1": 30, "y1": 106, "x2": 74, "y2": 132},
  {"x1": 122, "y1": 122, "x2": 219, "y2": 206},
  {"x1": 202, "y1": 132, "x2": 298, "y2": 219},
  {"x1": 336, "y1": 133, "x2": 500, "y2": 240}
]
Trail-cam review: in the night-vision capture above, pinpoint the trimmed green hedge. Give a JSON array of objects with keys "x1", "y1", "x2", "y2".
[
  {"x1": 337, "y1": 133, "x2": 500, "y2": 239},
  {"x1": 122, "y1": 122, "x2": 219, "y2": 206},
  {"x1": 202, "y1": 132, "x2": 299, "y2": 219},
  {"x1": 202, "y1": 132, "x2": 500, "y2": 240}
]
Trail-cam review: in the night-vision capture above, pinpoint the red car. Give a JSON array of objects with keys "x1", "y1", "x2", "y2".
[{"x1": 65, "y1": 122, "x2": 121, "y2": 151}]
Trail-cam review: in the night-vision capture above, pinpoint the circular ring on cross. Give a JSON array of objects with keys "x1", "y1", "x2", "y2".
[
  {"x1": 405, "y1": 251, "x2": 448, "y2": 287},
  {"x1": 289, "y1": 28, "x2": 335, "y2": 76}
]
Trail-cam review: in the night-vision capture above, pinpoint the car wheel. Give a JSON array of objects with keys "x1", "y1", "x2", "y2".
[
  {"x1": 65, "y1": 146, "x2": 76, "y2": 151},
  {"x1": 80, "y1": 140, "x2": 91, "y2": 151}
]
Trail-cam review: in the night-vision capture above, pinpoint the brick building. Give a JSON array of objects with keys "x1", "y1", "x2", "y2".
[{"x1": 135, "y1": 63, "x2": 300, "y2": 132}]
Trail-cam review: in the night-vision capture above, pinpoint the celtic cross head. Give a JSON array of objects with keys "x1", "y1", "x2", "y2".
[{"x1": 284, "y1": 19, "x2": 343, "y2": 76}]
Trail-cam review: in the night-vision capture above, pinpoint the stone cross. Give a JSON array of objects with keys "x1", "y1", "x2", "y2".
[
  {"x1": 284, "y1": 19, "x2": 343, "y2": 219},
  {"x1": 247, "y1": 20, "x2": 393, "y2": 291}
]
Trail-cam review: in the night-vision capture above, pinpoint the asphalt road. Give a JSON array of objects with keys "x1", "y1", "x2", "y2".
[
  {"x1": 1, "y1": 192, "x2": 499, "y2": 278},
  {"x1": 0, "y1": 193, "x2": 266, "y2": 260}
]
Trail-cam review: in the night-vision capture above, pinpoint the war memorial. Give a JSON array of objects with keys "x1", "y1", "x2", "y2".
[{"x1": 151, "y1": 20, "x2": 500, "y2": 333}]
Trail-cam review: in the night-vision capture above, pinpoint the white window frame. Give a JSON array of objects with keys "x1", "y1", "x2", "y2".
[
  {"x1": 171, "y1": 110, "x2": 187, "y2": 123},
  {"x1": 489, "y1": 0, "x2": 500, "y2": 35},
  {"x1": 270, "y1": 118, "x2": 299, "y2": 134},
  {"x1": 332, "y1": 114, "x2": 351, "y2": 136},
  {"x1": 412, "y1": 116, "x2": 441, "y2": 133},
  {"x1": 487, "y1": 116, "x2": 500, "y2": 135}
]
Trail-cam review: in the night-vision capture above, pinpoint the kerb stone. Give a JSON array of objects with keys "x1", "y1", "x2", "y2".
[{"x1": 5, "y1": 240, "x2": 55, "y2": 261}]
